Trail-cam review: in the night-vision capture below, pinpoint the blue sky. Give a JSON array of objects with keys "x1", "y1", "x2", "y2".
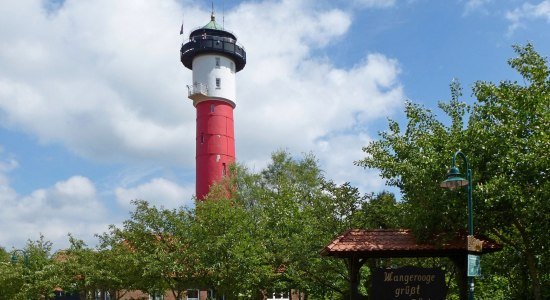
[{"x1": 1, "y1": 0, "x2": 549, "y2": 250}]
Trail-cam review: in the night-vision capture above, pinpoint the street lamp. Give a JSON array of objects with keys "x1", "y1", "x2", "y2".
[
  {"x1": 11, "y1": 249, "x2": 29, "y2": 266},
  {"x1": 441, "y1": 150, "x2": 476, "y2": 300}
]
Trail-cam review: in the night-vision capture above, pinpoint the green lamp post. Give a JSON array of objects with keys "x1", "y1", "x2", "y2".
[
  {"x1": 11, "y1": 249, "x2": 29, "y2": 266},
  {"x1": 441, "y1": 150, "x2": 477, "y2": 300}
]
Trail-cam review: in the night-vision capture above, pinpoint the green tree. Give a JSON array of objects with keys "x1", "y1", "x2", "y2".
[
  {"x1": 51, "y1": 236, "x2": 96, "y2": 298},
  {"x1": 1, "y1": 236, "x2": 58, "y2": 299},
  {"x1": 0, "y1": 247, "x2": 24, "y2": 300},
  {"x1": 357, "y1": 44, "x2": 549, "y2": 299},
  {"x1": 95, "y1": 151, "x2": 392, "y2": 299},
  {"x1": 358, "y1": 191, "x2": 404, "y2": 229},
  {"x1": 228, "y1": 151, "x2": 370, "y2": 299},
  {"x1": 95, "y1": 233, "x2": 145, "y2": 299},
  {"x1": 468, "y1": 44, "x2": 549, "y2": 300},
  {"x1": 191, "y1": 196, "x2": 269, "y2": 299},
  {"x1": 104, "y1": 200, "x2": 204, "y2": 300},
  {"x1": 51, "y1": 235, "x2": 131, "y2": 299}
]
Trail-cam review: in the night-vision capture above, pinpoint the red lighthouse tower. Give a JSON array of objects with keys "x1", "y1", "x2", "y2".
[{"x1": 180, "y1": 13, "x2": 246, "y2": 200}]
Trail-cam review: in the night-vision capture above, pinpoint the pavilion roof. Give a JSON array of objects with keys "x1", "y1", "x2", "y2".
[{"x1": 321, "y1": 229, "x2": 502, "y2": 258}]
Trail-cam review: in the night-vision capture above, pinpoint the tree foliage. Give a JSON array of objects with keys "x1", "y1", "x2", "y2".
[
  {"x1": 0, "y1": 236, "x2": 58, "y2": 300},
  {"x1": 201, "y1": 151, "x2": 372, "y2": 298},
  {"x1": 356, "y1": 43, "x2": 549, "y2": 299}
]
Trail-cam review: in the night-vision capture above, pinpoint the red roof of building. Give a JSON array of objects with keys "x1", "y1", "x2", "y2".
[{"x1": 321, "y1": 229, "x2": 502, "y2": 258}]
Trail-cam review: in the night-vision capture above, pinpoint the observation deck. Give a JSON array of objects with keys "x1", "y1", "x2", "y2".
[{"x1": 180, "y1": 16, "x2": 246, "y2": 72}]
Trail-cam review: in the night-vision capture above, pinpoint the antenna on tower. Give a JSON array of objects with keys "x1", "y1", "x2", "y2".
[{"x1": 222, "y1": 0, "x2": 225, "y2": 29}]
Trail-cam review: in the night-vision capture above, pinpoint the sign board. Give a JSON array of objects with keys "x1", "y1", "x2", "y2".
[
  {"x1": 371, "y1": 267, "x2": 447, "y2": 300},
  {"x1": 467, "y1": 254, "x2": 481, "y2": 277},
  {"x1": 467, "y1": 235, "x2": 483, "y2": 252}
]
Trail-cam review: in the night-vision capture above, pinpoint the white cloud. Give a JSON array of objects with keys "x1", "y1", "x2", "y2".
[
  {"x1": 0, "y1": 0, "x2": 404, "y2": 193},
  {"x1": 0, "y1": 174, "x2": 110, "y2": 250},
  {"x1": 115, "y1": 178, "x2": 194, "y2": 210},
  {"x1": 0, "y1": 0, "x2": 195, "y2": 166},
  {"x1": 0, "y1": 147, "x2": 189, "y2": 249},
  {"x1": 0, "y1": 149, "x2": 19, "y2": 204},
  {"x1": 0, "y1": 0, "x2": 402, "y2": 166},
  {"x1": 314, "y1": 132, "x2": 387, "y2": 191},
  {"x1": 231, "y1": 0, "x2": 404, "y2": 181},
  {"x1": 506, "y1": 1, "x2": 550, "y2": 33},
  {"x1": 0, "y1": 0, "x2": 405, "y2": 243}
]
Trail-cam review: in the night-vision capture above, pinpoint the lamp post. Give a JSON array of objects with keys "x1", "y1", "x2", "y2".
[
  {"x1": 10, "y1": 249, "x2": 30, "y2": 300},
  {"x1": 10, "y1": 249, "x2": 29, "y2": 266},
  {"x1": 440, "y1": 150, "x2": 475, "y2": 300}
]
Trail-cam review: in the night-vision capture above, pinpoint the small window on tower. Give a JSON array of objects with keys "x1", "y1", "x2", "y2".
[
  {"x1": 210, "y1": 104, "x2": 215, "y2": 112},
  {"x1": 222, "y1": 163, "x2": 227, "y2": 176},
  {"x1": 215, "y1": 57, "x2": 220, "y2": 68},
  {"x1": 215, "y1": 78, "x2": 221, "y2": 89},
  {"x1": 201, "y1": 132, "x2": 205, "y2": 143}
]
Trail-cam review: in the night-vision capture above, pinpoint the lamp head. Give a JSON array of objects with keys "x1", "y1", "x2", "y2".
[
  {"x1": 10, "y1": 251, "x2": 29, "y2": 265},
  {"x1": 440, "y1": 166, "x2": 469, "y2": 190}
]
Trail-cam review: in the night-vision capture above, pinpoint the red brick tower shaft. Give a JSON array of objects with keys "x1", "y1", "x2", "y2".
[{"x1": 195, "y1": 100, "x2": 235, "y2": 199}]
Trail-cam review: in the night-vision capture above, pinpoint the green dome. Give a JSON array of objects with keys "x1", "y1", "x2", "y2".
[{"x1": 202, "y1": 13, "x2": 223, "y2": 30}]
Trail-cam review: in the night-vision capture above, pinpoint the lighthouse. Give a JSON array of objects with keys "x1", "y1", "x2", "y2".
[{"x1": 180, "y1": 13, "x2": 246, "y2": 200}]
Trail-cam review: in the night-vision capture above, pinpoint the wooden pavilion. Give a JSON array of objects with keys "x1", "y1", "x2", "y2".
[{"x1": 321, "y1": 229, "x2": 502, "y2": 300}]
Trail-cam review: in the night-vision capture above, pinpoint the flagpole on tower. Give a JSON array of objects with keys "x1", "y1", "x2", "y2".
[{"x1": 180, "y1": 14, "x2": 185, "y2": 42}]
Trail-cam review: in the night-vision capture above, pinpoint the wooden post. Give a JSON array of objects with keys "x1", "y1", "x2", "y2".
[{"x1": 347, "y1": 256, "x2": 366, "y2": 300}]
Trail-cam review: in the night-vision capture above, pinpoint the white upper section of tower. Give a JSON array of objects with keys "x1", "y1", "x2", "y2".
[
  {"x1": 189, "y1": 54, "x2": 236, "y2": 107},
  {"x1": 181, "y1": 14, "x2": 245, "y2": 107}
]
